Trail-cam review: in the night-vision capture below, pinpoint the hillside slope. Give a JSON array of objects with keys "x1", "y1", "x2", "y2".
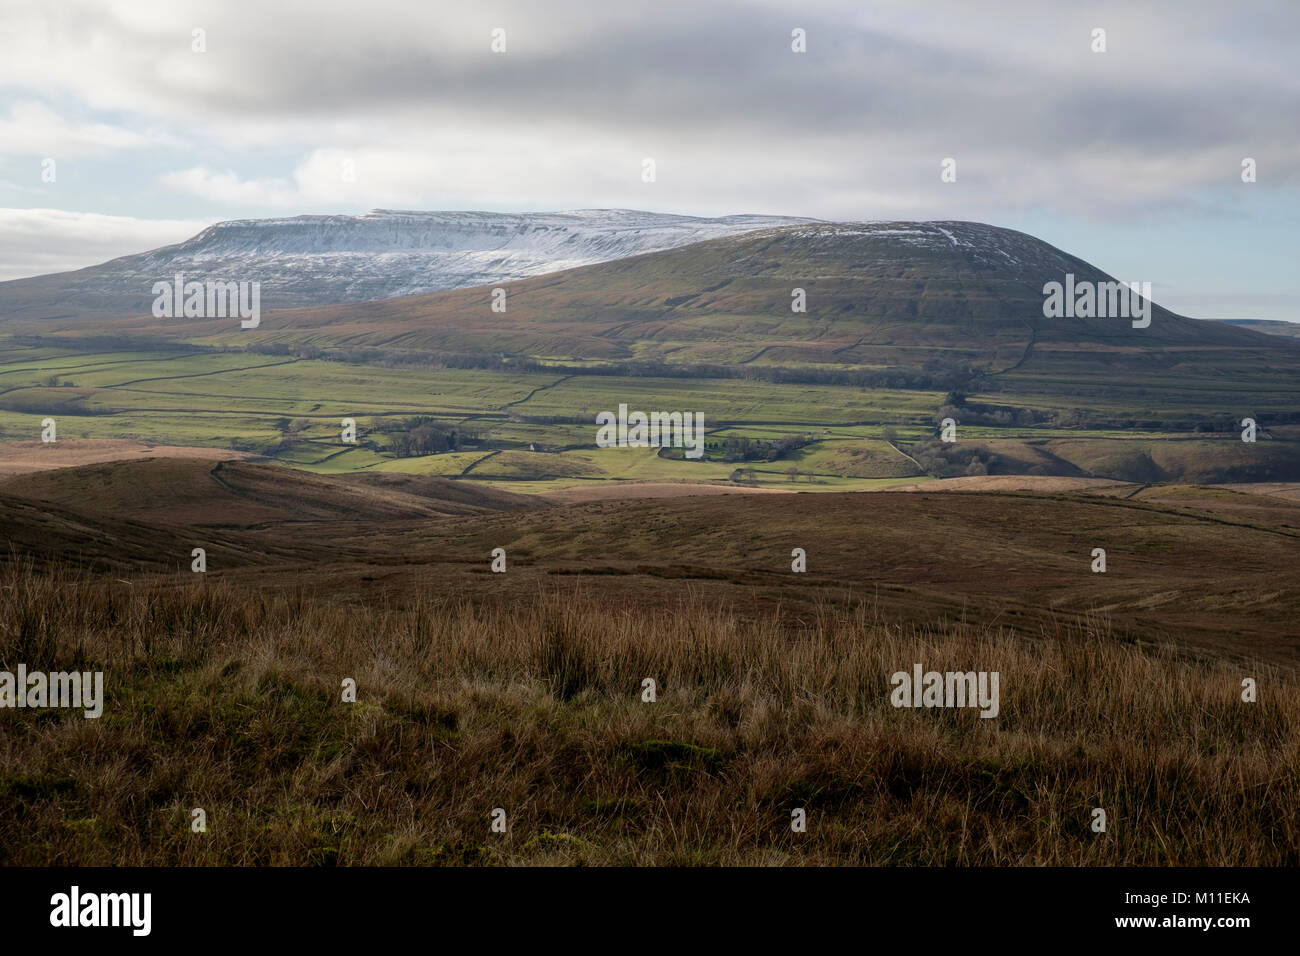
[
  {"x1": 0, "y1": 458, "x2": 544, "y2": 527},
  {"x1": 2, "y1": 456, "x2": 1298, "y2": 659},
  {"x1": 247, "y1": 221, "x2": 1283, "y2": 357}
]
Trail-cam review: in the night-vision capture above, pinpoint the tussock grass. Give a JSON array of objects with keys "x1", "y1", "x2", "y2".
[{"x1": 1, "y1": 560, "x2": 1295, "y2": 865}]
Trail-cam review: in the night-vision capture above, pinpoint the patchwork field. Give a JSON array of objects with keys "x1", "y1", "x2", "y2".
[{"x1": 3, "y1": 340, "x2": 1297, "y2": 490}]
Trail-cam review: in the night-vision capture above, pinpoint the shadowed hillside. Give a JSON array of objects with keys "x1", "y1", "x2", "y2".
[
  {"x1": 242, "y1": 221, "x2": 1287, "y2": 371},
  {"x1": 0, "y1": 458, "x2": 544, "y2": 524},
  {"x1": 0, "y1": 458, "x2": 545, "y2": 572}
]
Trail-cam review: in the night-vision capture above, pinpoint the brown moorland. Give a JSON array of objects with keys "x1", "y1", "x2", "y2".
[{"x1": 1, "y1": 458, "x2": 1297, "y2": 865}]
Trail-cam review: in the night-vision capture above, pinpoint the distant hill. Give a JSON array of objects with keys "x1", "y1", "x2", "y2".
[
  {"x1": 3, "y1": 217, "x2": 1295, "y2": 441},
  {"x1": 0, "y1": 208, "x2": 816, "y2": 324},
  {"x1": 228, "y1": 221, "x2": 1297, "y2": 395},
  {"x1": 1215, "y1": 318, "x2": 1300, "y2": 339}
]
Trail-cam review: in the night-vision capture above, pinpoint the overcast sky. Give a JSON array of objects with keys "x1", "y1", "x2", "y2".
[{"x1": 0, "y1": 0, "x2": 1296, "y2": 320}]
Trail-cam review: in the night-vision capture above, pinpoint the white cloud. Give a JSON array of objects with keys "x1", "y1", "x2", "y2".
[
  {"x1": 0, "y1": 208, "x2": 211, "y2": 281},
  {"x1": 0, "y1": 0, "x2": 1293, "y2": 224},
  {"x1": 157, "y1": 166, "x2": 299, "y2": 207},
  {"x1": 0, "y1": 101, "x2": 169, "y2": 156},
  {"x1": 0, "y1": 0, "x2": 1296, "y2": 314}
]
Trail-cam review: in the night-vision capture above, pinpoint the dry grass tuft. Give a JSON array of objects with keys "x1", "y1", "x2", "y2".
[{"x1": 1, "y1": 560, "x2": 1295, "y2": 865}]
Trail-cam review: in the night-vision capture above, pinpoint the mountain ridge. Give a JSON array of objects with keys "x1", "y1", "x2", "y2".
[
  {"x1": 0, "y1": 208, "x2": 818, "y2": 321},
  {"x1": 2, "y1": 214, "x2": 1292, "y2": 395}
]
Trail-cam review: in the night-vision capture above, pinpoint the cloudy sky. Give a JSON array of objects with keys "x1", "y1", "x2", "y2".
[{"x1": 1, "y1": 0, "x2": 1296, "y2": 319}]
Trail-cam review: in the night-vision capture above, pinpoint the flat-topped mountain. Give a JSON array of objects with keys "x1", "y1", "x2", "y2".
[
  {"x1": 0, "y1": 208, "x2": 816, "y2": 322},
  {"x1": 254, "y1": 220, "x2": 1288, "y2": 371},
  {"x1": 4, "y1": 216, "x2": 1294, "y2": 412}
]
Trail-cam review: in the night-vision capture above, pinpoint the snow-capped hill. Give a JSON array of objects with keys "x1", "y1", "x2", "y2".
[
  {"x1": 101, "y1": 209, "x2": 818, "y2": 306},
  {"x1": 167, "y1": 208, "x2": 815, "y2": 257},
  {"x1": 744, "y1": 220, "x2": 1088, "y2": 275},
  {"x1": 0, "y1": 209, "x2": 817, "y2": 318}
]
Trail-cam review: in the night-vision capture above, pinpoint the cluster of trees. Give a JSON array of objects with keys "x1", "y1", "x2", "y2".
[
  {"x1": 908, "y1": 439, "x2": 1000, "y2": 478},
  {"x1": 372, "y1": 417, "x2": 479, "y2": 458},
  {"x1": 709, "y1": 433, "x2": 811, "y2": 463},
  {"x1": 935, "y1": 404, "x2": 1048, "y2": 429}
]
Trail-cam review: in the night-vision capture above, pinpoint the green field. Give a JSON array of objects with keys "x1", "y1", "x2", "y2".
[{"x1": 2, "y1": 340, "x2": 1297, "y2": 489}]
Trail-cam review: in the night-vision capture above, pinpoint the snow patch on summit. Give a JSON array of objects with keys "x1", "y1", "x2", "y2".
[{"x1": 125, "y1": 209, "x2": 819, "y2": 308}]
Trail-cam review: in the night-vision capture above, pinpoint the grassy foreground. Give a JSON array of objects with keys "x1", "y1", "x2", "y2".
[{"x1": 1, "y1": 560, "x2": 1295, "y2": 866}]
